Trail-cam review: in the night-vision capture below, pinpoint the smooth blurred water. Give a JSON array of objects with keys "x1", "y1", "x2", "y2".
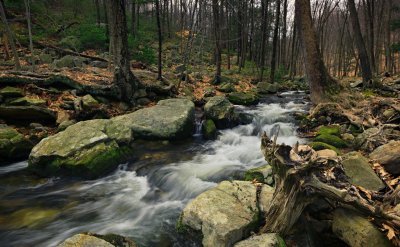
[{"x1": 0, "y1": 92, "x2": 308, "y2": 247}]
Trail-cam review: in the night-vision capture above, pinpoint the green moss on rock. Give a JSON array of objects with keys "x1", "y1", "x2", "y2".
[
  {"x1": 309, "y1": 142, "x2": 340, "y2": 154},
  {"x1": 314, "y1": 134, "x2": 347, "y2": 148},
  {"x1": 316, "y1": 125, "x2": 340, "y2": 136},
  {"x1": 227, "y1": 92, "x2": 259, "y2": 106},
  {"x1": 202, "y1": 119, "x2": 217, "y2": 140}
]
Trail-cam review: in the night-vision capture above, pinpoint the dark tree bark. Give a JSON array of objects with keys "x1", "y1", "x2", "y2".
[
  {"x1": 95, "y1": 0, "x2": 101, "y2": 25},
  {"x1": 259, "y1": 0, "x2": 269, "y2": 81},
  {"x1": 106, "y1": 0, "x2": 137, "y2": 102},
  {"x1": 103, "y1": 0, "x2": 109, "y2": 39},
  {"x1": 347, "y1": 0, "x2": 372, "y2": 84},
  {"x1": 281, "y1": 0, "x2": 288, "y2": 69},
  {"x1": 0, "y1": 1, "x2": 20, "y2": 70},
  {"x1": 212, "y1": 0, "x2": 222, "y2": 83},
  {"x1": 24, "y1": 0, "x2": 34, "y2": 70},
  {"x1": 270, "y1": 0, "x2": 281, "y2": 83},
  {"x1": 295, "y1": 0, "x2": 339, "y2": 103},
  {"x1": 155, "y1": 0, "x2": 163, "y2": 80},
  {"x1": 131, "y1": 0, "x2": 136, "y2": 36}
]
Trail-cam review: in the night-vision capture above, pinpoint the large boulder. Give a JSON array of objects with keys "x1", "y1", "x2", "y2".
[
  {"x1": 29, "y1": 99, "x2": 194, "y2": 177},
  {"x1": 342, "y1": 152, "x2": 385, "y2": 191},
  {"x1": 59, "y1": 36, "x2": 82, "y2": 51},
  {"x1": 0, "y1": 125, "x2": 34, "y2": 164},
  {"x1": 227, "y1": 92, "x2": 259, "y2": 106},
  {"x1": 234, "y1": 233, "x2": 285, "y2": 247},
  {"x1": 29, "y1": 119, "x2": 132, "y2": 178},
  {"x1": 257, "y1": 82, "x2": 279, "y2": 94},
  {"x1": 354, "y1": 127, "x2": 400, "y2": 152},
  {"x1": 57, "y1": 233, "x2": 137, "y2": 247},
  {"x1": 111, "y1": 98, "x2": 195, "y2": 140},
  {"x1": 0, "y1": 106, "x2": 56, "y2": 123},
  {"x1": 332, "y1": 208, "x2": 392, "y2": 247},
  {"x1": 132, "y1": 69, "x2": 175, "y2": 95},
  {"x1": 179, "y1": 180, "x2": 274, "y2": 247},
  {"x1": 370, "y1": 141, "x2": 400, "y2": 175},
  {"x1": 204, "y1": 96, "x2": 237, "y2": 129}
]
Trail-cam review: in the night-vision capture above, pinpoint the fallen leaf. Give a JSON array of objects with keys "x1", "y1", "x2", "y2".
[
  {"x1": 357, "y1": 186, "x2": 372, "y2": 200},
  {"x1": 382, "y1": 223, "x2": 396, "y2": 240}
]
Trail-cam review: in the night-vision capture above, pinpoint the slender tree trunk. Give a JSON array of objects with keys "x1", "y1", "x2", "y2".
[
  {"x1": 103, "y1": 0, "x2": 109, "y2": 40},
  {"x1": 24, "y1": 0, "x2": 34, "y2": 70},
  {"x1": 347, "y1": 0, "x2": 372, "y2": 84},
  {"x1": 106, "y1": 0, "x2": 137, "y2": 102},
  {"x1": 295, "y1": 0, "x2": 339, "y2": 103},
  {"x1": 270, "y1": 0, "x2": 281, "y2": 83},
  {"x1": 0, "y1": 1, "x2": 20, "y2": 70},
  {"x1": 259, "y1": 0, "x2": 269, "y2": 81},
  {"x1": 131, "y1": 0, "x2": 136, "y2": 36},
  {"x1": 95, "y1": 0, "x2": 101, "y2": 25},
  {"x1": 282, "y1": 0, "x2": 288, "y2": 70},
  {"x1": 385, "y1": 0, "x2": 393, "y2": 73},
  {"x1": 212, "y1": 0, "x2": 222, "y2": 83},
  {"x1": 155, "y1": 0, "x2": 163, "y2": 80}
]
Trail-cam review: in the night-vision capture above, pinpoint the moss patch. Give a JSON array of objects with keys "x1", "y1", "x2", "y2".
[
  {"x1": 316, "y1": 125, "x2": 340, "y2": 136},
  {"x1": 314, "y1": 134, "x2": 347, "y2": 148},
  {"x1": 227, "y1": 92, "x2": 259, "y2": 106},
  {"x1": 309, "y1": 142, "x2": 340, "y2": 154},
  {"x1": 202, "y1": 119, "x2": 217, "y2": 140}
]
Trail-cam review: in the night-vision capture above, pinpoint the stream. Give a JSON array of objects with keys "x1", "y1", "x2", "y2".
[{"x1": 0, "y1": 92, "x2": 309, "y2": 247}]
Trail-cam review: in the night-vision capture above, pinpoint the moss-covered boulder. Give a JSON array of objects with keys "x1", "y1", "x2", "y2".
[
  {"x1": 316, "y1": 125, "x2": 340, "y2": 136},
  {"x1": 202, "y1": 119, "x2": 217, "y2": 140},
  {"x1": 0, "y1": 86, "x2": 23, "y2": 98},
  {"x1": 309, "y1": 142, "x2": 339, "y2": 154},
  {"x1": 204, "y1": 96, "x2": 238, "y2": 129},
  {"x1": 57, "y1": 233, "x2": 138, "y2": 247},
  {"x1": 244, "y1": 165, "x2": 273, "y2": 185},
  {"x1": 81, "y1": 94, "x2": 100, "y2": 109},
  {"x1": 314, "y1": 134, "x2": 347, "y2": 148},
  {"x1": 234, "y1": 233, "x2": 286, "y2": 247},
  {"x1": 180, "y1": 180, "x2": 274, "y2": 247},
  {"x1": 9, "y1": 97, "x2": 47, "y2": 107},
  {"x1": 111, "y1": 98, "x2": 195, "y2": 140},
  {"x1": 332, "y1": 208, "x2": 392, "y2": 247},
  {"x1": 29, "y1": 119, "x2": 132, "y2": 178},
  {"x1": 256, "y1": 82, "x2": 279, "y2": 94},
  {"x1": 342, "y1": 152, "x2": 385, "y2": 191},
  {"x1": 227, "y1": 92, "x2": 259, "y2": 106},
  {"x1": 29, "y1": 99, "x2": 195, "y2": 177},
  {"x1": 0, "y1": 126, "x2": 34, "y2": 164}
]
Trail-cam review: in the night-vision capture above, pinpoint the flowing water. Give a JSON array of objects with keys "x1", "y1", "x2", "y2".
[{"x1": 0, "y1": 92, "x2": 309, "y2": 247}]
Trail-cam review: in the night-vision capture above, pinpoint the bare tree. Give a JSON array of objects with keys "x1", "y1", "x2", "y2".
[
  {"x1": 347, "y1": 0, "x2": 372, "y2": 84},
  {"x1": 270, "y1": 0, "x2": 281, "y2": 83},
  {"x1": 0, "y1": 1, "x2": 20, "y2": 70},
  {"x1": 295, "y1": 0, "x2": 339, "y2": 103},
  {"x1": 24, "y1": 0, "x2": 34, "y2": 70},
  {"x1": 106, "y1": 0, "x2": 137, "y2": 102},
  {"x1": 155, "y1": 0, "x2": 163, "y2": 80},
  {"x1": 212, "y1": 0, "x2": 222, "y2": 84}
]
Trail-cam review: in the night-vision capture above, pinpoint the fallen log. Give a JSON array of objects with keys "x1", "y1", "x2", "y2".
[
  {"x1": 34, "y1": 41, "x2": 108, "y2": 62},
  {"x1": 260, "y1": 132, "x2": 399, "y2": 245}
]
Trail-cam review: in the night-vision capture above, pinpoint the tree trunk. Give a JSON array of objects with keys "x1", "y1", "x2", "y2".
[
  {"x1": 155, "y1": 0, "x2": 163, "y2": 80},
  {"x1": 260, "y1": 132, "x2": 400, "y2": 238},
  {"x1": 270, "y1": 0, "x2": 281, "y2": 83},
  {"x1": 295, "y1": 0, "x2": 339, "y2": 103},
  {"x1": 259, "y1": 0, "x2": 269, "y2": 81},
  {"x1": 131, "y1": 0, "x2": 136, "y2": 36},
  {"x1": 95, "y1": 0, "x2": 101, "y2": 25},
  {"x1": 24, "y1": 0, "x2": 34, "y2": 71},
  {"x1": 0, "y1": 1, "x2": 20, "y2": 71},
  {"x1": 347, "y1": 0, "x2": 372, "y2": 84},
  {"x1": 106, "y1": 0, "x2": 137, "y2": 102},
  {"x1": 281, "y1": 0, "x2": 288, "y2": 70},
  {"x1": 212, "y1": 0, "x2": 222, "y2": 83}
]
